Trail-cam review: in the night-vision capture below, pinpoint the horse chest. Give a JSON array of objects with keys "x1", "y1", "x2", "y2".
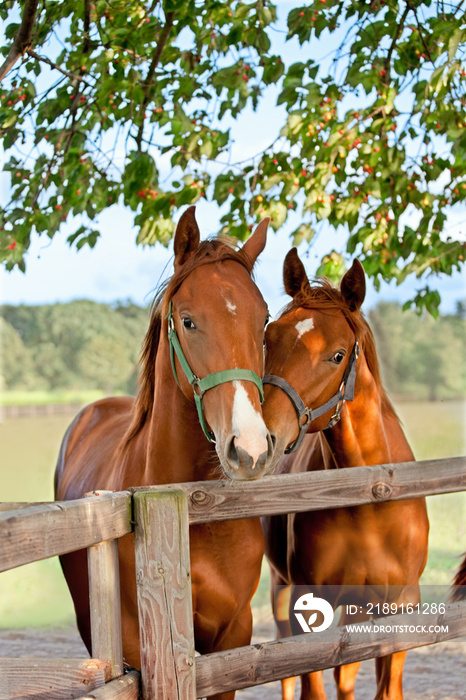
[{"x1": 290, "y1": 504, "x2": 423, "y2": 586}]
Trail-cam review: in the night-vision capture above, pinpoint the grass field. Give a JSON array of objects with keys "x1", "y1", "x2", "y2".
[
  {"x1": 0, "y1": 399, "x2": 464, "y2": 628},
  {"x1": 0, "y1": 389, "x2": 106, "y2": 406}
]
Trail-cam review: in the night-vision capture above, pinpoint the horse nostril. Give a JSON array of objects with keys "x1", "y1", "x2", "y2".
[
  {"x1": 227, "y1": 435, "x2": 240, "y2": 468},
  {"x1": 269, "y1": 432, "x2": 277, "y2": 450},
  {"x1": 226, "y1": 435, "x2": 256, "y2": 471}
]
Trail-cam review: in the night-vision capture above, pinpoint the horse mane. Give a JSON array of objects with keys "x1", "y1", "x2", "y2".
[
  {"x1": 120, "y1": 238, "x2": 255, "y2": 449},
  {"x1": 280, "y1": 276, "x2": 397, "y2": 418}
]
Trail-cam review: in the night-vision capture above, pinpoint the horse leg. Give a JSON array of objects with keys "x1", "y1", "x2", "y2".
[
  {"x1": 200, "y1": 605, "x2": 255, "y2": 700},
  {"x1": 374, "y1": 651, "x2": 406, "y2": 700},
  {"x1": 59, "y1": 549, "x2": 91, "y2": 655},
  {"x1": 300, "y1": 671, "x2": 327, "y2": 700},
  {"x1": 272, "y1": 577, "x2": 298, "y2": 700},
  {"x1": 282, "y1": 675, "x2": 298, "y2": 700},
  {"x1": 332, "y1": 607, "x2": 367, "y2": 700},
  {"x1": 333, "y1": 663, "x2": 361, "y2": 700}
]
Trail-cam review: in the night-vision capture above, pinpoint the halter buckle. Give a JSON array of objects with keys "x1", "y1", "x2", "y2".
[
  {"x1": 192, "y1": 377, "x2": 204, "y2": 397},
  {"x1": 300, "y1": 408, "x2": 311, "y2": 428}
]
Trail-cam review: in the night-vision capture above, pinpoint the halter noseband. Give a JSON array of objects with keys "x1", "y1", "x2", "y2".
[
  {"x1": 263, "y1": 341, "x2": 360, "y2": 454},
  {"x1": 167, "y1": 301, "x2": 264, "y2": 442}
]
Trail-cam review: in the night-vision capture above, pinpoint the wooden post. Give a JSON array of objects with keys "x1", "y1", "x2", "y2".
[
  {"x1": 134, "y1": 489, "x2": 196, "y2": 700},
  {"x1": 87, "y1": 491, "x2": 124, "y2": 679}
]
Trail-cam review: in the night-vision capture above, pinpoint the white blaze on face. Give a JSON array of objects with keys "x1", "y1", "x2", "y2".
[
  {"x1": 232, "y1": 381, "x2": 268, "y2": 465},
  {"x1": 221, "y1": 289, "x2": 237, "y2": 315},
  {"x1": 295, "y1": 317, "x2": 315, "y2": 338}
]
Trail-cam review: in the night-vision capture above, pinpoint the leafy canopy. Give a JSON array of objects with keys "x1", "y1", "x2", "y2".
[{"x1": 1, "y1": 0, "x2": 465, "y2": 314}]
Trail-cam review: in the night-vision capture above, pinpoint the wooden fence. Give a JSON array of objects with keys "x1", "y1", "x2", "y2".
[
  {"x1": 0, "y1": 456, "x2": 465, "y2": 699},
  {"x1": 1, "y1": 403, "x2": 84, "y2": 419}
]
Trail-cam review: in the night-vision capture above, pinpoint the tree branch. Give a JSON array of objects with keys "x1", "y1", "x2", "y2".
[
  {"x1": 26, "y1": 48, "x2": 91, "y2": 85},
  {"x1": 383, "y1": 2, "x2": 411, "y2": 84},
  {"x1": 0, "y1": 0, "x2": 40, "y2": 82},
  {"x1": 83, "y1": 0, "x2": 91, "y2": 54},
  {"x1": 407, "y1": 0, "x2": 434, "y2": 64},
  {"x1": 135, "y1": 11, "x2": 174, "y2": 150}
]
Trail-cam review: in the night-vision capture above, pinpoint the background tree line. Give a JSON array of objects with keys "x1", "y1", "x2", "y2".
[
  {"x1": 1, "y1": 299, "x2": 464, "y2": 401},
  {"x1": 0, "y1": 300, "x2": 148, "y2": 396}
]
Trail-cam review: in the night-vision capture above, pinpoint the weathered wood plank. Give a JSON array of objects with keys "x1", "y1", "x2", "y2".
[
  {"x1": 163, "y1": 456, "x2": 465, "y2": 524},
  {"x1": 195, "y1": 601, "x2": 466, "y2": 697},
  {"x1": 75, "y1": 669, "x2": 140, "y2": 699},
  {"x1": 0, "y1": 502, "x2": 52, "y2": 512},
  {"x1": 134, "y1": 489, "x2": 196, "y2": 700},
  {"x1": 0, "y1": 492, "x2": 132, "y2": 572},
  {"x1": 88, "y1": 535, "x2": 123, "y2": 678},
  {"x1": 0, "y1": 658, "x2": 111, "y2": 700}
]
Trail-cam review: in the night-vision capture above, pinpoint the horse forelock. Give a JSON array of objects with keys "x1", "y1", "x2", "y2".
[
  {"x1": 279, "y1": 277, "x2": 397, "y2": 418},
  {"x1": 166, "y1": 237, "x2": 255, "y2": 300},
  {"x1": 119, "y1": 238, "x2": 257, "y2": 450}
]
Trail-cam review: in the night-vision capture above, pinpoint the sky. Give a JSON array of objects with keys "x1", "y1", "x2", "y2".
[{"x1": 1, "y1": 2, "x2": 465, "y2": 318}]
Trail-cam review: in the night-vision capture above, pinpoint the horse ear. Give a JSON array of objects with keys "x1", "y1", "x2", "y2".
[
  {"x1": 241, "y1": 217, "x2": 270, "y2": 269},
  {"x1": 283, "y1": 248, "x2": 311, "y2": 298},
  {"x1": 174, "y1": 206, "x2": 200, "y2": 268},
  {"x1": 340, "y1": 259, "x2": 366, "y2": 311}
]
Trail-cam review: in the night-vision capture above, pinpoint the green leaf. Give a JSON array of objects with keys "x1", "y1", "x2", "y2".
[{"x1": 291, "y1": 223, "x2": 315, "y2": 246}]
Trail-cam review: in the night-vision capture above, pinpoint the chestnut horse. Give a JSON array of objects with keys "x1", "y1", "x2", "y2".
[
  {"x1": 55, "y1": 207, "x2": 275, "y2": 699},
  {"x1": 262, "y1": 249, "x2": 429, "y2": 700}
]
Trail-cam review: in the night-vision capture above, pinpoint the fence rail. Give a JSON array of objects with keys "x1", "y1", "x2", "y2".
[
  {"x1": 0, "y1": 492, "x2": 132, "y2": 572},
  {"x1": 133, "y1": 456, "x2": 466, "y2": 524},
  {"x1": 1, "y1": 403, "x2": 84, "y2": 419},
  {"x1": 0, "y1": 455, "x2": 465, "y2": 699},
  {"x1": 195, "y1": 602, "x2": 466, "y2": 696}
]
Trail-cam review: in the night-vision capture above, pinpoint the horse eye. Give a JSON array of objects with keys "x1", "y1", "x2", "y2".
[
  {"x1": 330, "y1": 351, "x2": 345, "y2": 364},
  {"x1": 182, "y1": 317, "x2": 196, "y2": 330},
  {"x1": 264, "y1": 314, "x2": 270, "y2": 328}
]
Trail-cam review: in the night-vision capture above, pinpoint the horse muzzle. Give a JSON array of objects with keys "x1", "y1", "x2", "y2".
[{"x1": 220, "y1": 430, "x2": 276, "y2": 480}]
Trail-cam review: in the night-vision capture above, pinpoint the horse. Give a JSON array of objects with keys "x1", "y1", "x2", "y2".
[
  {"x1": 451, "y1": 553, "x2": 466, "y2": 600},
  {"x1": 55, "y1": 206, "x2": 276, "y2": 700},
  {"x1": 261, "y1": 248, "x2": 429, "y2": 700}
]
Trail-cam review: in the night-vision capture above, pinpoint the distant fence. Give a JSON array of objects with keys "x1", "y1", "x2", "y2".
[
  {"x1": 1, "y1": 403, "x2": 84, "y2": 419},
  {"x1": 0, "y1": 456, "x2": 465, "y2": 699}
]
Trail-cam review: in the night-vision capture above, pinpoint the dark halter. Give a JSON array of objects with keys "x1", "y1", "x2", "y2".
[{"x1": 263, "y1": 341, "x2": 360, "y2": 454}]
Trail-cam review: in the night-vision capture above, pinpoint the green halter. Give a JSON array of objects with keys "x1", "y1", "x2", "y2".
[{"x1": 167, "y1": 301, "x2": 264, "y2": 442}]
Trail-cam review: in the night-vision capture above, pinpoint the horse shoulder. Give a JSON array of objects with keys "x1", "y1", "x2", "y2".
[{"x1": 55, "y1": 396, "x2": 136, "y2": 500}]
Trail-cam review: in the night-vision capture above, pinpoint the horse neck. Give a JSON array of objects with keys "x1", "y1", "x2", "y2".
[
  {"x1": 143, "y1": 338, "x2": 218, "y2": 485},
  {"x1": 323, "y1": 351, "x2": 414, "y2": 468}
]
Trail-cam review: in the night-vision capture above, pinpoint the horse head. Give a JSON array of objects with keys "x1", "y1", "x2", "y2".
[
  {"x1": 164, "y1": 206, "x2": 275, "y2": 480},
  {"x1": 263, "y1": 247, "x2": 366, "y2": 466}
]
